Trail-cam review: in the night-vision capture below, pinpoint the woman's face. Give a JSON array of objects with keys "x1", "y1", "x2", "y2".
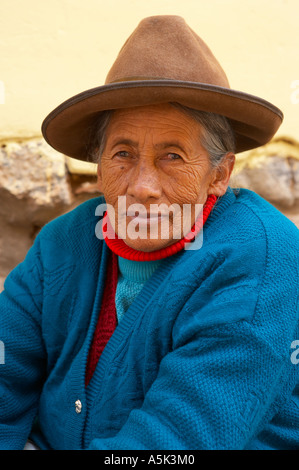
[{"x1": 98, "y1": 103, "x2": 234, "y2": 252}]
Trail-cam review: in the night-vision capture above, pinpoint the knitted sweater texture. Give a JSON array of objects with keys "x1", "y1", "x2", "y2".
[
  {"x1": 115, "y1": 258, "x2": 162, "y2": 322},
  {"x1": 0, "y1": 188, "x2": 298, "y2": 450}
]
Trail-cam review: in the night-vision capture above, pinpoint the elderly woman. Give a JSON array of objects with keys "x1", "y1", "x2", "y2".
[{"x1": 0, "y1": 16, "x2": 298, "y2": 451}]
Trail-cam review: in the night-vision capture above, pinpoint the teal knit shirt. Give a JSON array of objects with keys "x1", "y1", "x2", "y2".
[{"x1": 115, "y1": 258, "x2": 162, "y2": 323}]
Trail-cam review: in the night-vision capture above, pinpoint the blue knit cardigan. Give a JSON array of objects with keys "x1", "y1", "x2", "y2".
[{"x1": 0, "y1": 188, "x2": 298, "y2": 450}]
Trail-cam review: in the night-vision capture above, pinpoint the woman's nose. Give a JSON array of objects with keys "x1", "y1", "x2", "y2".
[{"x1": 127, "y1": 161, "x2": 162, "y2": 203}]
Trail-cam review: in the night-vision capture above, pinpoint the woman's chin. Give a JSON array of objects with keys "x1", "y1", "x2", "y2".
[{"x1": 122, "y1": 237, "x2": 175, "y2": 253}]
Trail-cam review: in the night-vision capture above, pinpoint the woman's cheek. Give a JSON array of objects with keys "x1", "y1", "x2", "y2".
[
  {"x1": 102, "y1": 166, "x2": 128, "y2": 201},
  {"x1": 165, "y1": 170, "x2": 205, "y2": 205}
]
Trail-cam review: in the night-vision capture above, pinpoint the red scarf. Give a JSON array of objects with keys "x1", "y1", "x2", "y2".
[{"x1": 85, "y1": 195, "x2": 217, "y2": 385}]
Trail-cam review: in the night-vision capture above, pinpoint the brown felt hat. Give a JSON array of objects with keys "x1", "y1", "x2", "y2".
[{"x1": 41, "y1": 15, "x2": 283, "y2": 161}]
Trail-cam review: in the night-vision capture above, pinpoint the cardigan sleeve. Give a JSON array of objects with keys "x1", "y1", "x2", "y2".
[
  {"x1": 0, "y1": 236, "x2": 46, "y2": 450},
  {"x1": 88, "y1": 236, "x2": 298, "y2": 450}
]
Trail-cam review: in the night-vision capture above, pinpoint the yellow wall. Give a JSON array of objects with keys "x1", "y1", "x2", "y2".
[{"x1": 1, "y1": 0, "x2": 298, "y2": 144}]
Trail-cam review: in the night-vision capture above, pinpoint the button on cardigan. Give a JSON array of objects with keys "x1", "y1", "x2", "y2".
[{"x1": 0, "y1": 188, "x2": 298, "y2": 450}]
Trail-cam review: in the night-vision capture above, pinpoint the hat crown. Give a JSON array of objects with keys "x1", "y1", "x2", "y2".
[
  {"x1": 105, "y1": 15, "x2": 230, "y2": 87},
  {"x1": 42, "y1": 15, "x2": 283, "y2": 161}
]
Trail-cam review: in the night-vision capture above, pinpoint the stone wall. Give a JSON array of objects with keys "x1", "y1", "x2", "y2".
[
  {"x1": 0, "y1": 139, "x2": 101, "y2": 290},
  {"x1": 1, "y1": 136, "x2": 299, "y2": 291},
  {"x1": 229, "y1": 137, "x2": 299, "y2": 227}
]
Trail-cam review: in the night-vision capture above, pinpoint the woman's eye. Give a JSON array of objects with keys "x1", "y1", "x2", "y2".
[
  {"x1": 167, "y1": 153, "x2": 182, "y2": 160},
  {"x1": 115, "y1": 151, "x2": 130, "y2": 158}
]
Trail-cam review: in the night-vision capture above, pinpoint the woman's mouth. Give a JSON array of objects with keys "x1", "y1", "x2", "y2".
[{"x1": 126, "y1": 212, "x2": 167, "y2": 226}]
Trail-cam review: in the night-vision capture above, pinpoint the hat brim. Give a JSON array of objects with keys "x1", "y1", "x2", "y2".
[{"x1": 41, "y1": 80, "x2": 283, "y2": 161}]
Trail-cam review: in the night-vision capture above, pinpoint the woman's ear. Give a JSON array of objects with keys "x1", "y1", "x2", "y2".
[{"x1": 208, "y1": 152, "x2": 236, "y2": 197}]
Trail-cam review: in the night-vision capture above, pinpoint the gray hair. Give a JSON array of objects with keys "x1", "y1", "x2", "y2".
[
  {"x1": 86, "y1": 110, "x2": 113, "y2": 162},
  {"x1": 86, "y1": 103, "x2": 235, "y2": 167},
  {"x1": 170, "y1": 103, "x2": 235, "y2": 168}
]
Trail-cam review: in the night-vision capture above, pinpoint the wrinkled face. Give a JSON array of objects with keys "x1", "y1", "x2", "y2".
[{"x1": 97, "y1": 103, "x2": 233, "y2": 252}]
